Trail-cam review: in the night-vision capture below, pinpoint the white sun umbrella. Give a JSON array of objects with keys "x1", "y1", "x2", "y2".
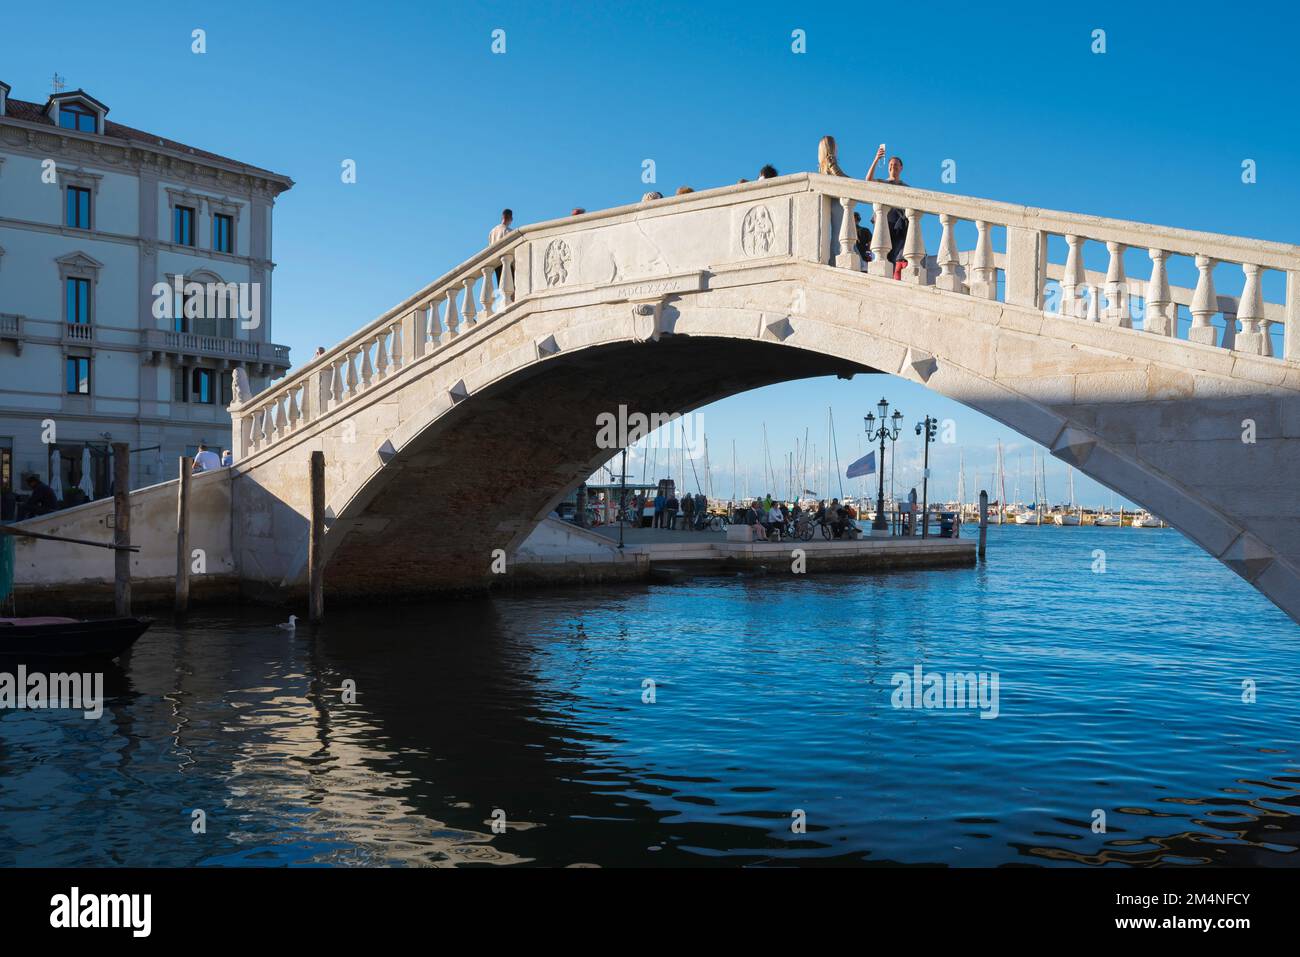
[
  {"x1": 48, "y1": 447, "x2": 64, "y2": 501},
  {"x1": 78, "y1": 446, "x2": 95, "y2": 499}
]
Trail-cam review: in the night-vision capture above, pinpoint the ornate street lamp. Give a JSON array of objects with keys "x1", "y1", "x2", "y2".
[
  {"x1": 915, "y1": 415, "x2": 938, "y2": 538},
  {"x1": 864, "y1": 398, "x2": 903, "y2": 533}
]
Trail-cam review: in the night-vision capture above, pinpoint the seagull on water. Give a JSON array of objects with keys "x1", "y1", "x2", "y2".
[{"x1": 277, "y1": 615, "x2": 298, "y2": 631}]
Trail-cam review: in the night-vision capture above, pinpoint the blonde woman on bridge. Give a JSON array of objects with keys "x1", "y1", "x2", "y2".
[{"x1": 817, "y1": 135, "x2": 848, "y2": 177}]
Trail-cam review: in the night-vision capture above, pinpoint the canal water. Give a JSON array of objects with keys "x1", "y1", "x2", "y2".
[{"x1": 2, "y1": 525, "x2": 1298, "y2": 867}]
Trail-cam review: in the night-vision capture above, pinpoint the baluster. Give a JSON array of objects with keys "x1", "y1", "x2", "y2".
[
  {"x1": 1084, "y1": 284, "x2": 1100, "y2": 322},
  {"x1": 1189, "y1": 255, "x2": 1218, "y2": 345},
  {"x1": 345, "y1": 350, "x2": 359, "y2": 396},
  {"x1": 428, "y1": 299, "x2": 443, "y2": 348},
  {"x1": 319, "y1": 364, "x2": 334, "y2": 411},
  {"x1": 1061, "y1": 235, "x2": 1085, "y2": 318},
  {"x1": 239, "y1": 413, "x2": 253, "y2": 457},
  {"x1": 901, "y1": 209, "x2": 928, "y2": 283},
  {"x1": 970, "y1": 220, "x2": 996, "y2": 299},
  {"x1": 1235, "y1": 263, "x2": 1265, "y2": 355},
  {"x1": 260, "y1": 407, "x2": 273, "y2": 447},
  {"x1": 462, "y1": 275, "x2": 478, "y2": 328},
  {"x1": 869, "y1": 202, "x2": 892, "y2": 277},
  {"x1": 375, "y1": 331, "x2": 389, "y2": 382},
  {"x1": 328, "y1": 359, "x2": 342, "y2": 403},
  {"x1": 1287, "y1": 271, "x2": 1299, "y2": 362},
  {"x1": 248, "y1": 410, "x2": 261, "y2": 451},
  {"x1": 445, "y1": 287, "x2": 461, "y2": 338},
  {"x1": 500, "y1": 253, "x2": 515, "y2": 306},
  {"x1": 273, "y1": 396, "x2": 286, "y2": 437},
  {"x1": 1220, "y1": 309, "x2": 1238, "y2": 350},
  {"x1": 1145, "y1": 249, "x2": 1173, "y2": 336},
  {"x1": 423, "y1": 304, "x2": 435, "y2": 351},
  {"x1": 359, "y1": 340, "x2": 374, "y2": 389},
  {"x1": 1104, "y1": 242, "x2": 1131, "y2": 327},
  {"x1": 1259, "y1": 315, "x2": 1274, "y2": 358},
  {"x1": 835, "y1": 198, "x2": 861, "y2": 270},
  {"x1": 287, "y1": 386, "x2": 300, "y2": 430},
  {"x1": 935, "y1": 213, "x2": 963, "y2": 292},
  {"x1": 390, "y1": 320, "x2": 404, "y2": 370},
  {"x1": 480, "y1": 266, "x2": 494, "y2": 316},
  {"x1": 331, "y1": 358, "x2": 346, "y2": 403}
]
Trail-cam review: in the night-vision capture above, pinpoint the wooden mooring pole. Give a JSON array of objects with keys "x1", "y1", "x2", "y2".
[
  {"x1": 978, "y1": 489, "x2": 989, "y2": 561},
  {"x1": 308, "y1": 451, "x2": 325, "y2": 623},
  {"x1": 113, "y1": 442, "x2": 131, "y2": 616},
  {"x1": 175, "y1": 456, "x2": 192, "y2": 614}
]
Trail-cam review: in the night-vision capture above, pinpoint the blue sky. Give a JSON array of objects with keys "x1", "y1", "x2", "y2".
[{"x1": 5, "y1": 0, "x2": 1297, "y2": 504}]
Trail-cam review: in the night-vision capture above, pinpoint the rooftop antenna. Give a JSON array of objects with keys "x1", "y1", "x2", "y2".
[{"x1": 52, "y1": 72, "x2": 67, "y2": 94}]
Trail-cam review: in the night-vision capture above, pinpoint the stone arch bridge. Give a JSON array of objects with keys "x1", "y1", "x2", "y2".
[{"x1": 222, "y1": 173, "x2": 1300, "y2": 622}]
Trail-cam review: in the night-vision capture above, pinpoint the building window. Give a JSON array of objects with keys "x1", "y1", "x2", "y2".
[
  {"x1": 66, "y1": 277, "x2": 92, "y2": 324},
  {"x1": 174, "y1": 366, "x2": 189, "y2": 403},
  {"x1": 191, "y1": 368, "x2": 214, "y2": 404},
  {"x1": 65, "y1": 356, "x2": 90, "y2": 394},
  {"x1": 66, "y1": 186, "x2": 92, "y2": 229},
  {"x1": 213, "y1": 213, "x2": 233, "y2": 253},
  {"x1": 220, "y1": 371, "x2": 233, "y2": 406},
  {"x1": 173, "y1": 205, "x2": 196, "y2": 246},
  {"x1": 174, "y1": 285, "x2": 200, "y2": 334},
  {"x1": 58, "y1": 102, "x2": 98, "y2": 133}
]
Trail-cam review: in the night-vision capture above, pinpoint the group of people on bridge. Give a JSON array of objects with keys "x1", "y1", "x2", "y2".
[{"x1": 487, "y1": 136, "x2": 912, "y2": 275}]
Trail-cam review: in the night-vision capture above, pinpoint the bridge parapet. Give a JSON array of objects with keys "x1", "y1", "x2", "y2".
[
  {"x1": 228, "y1": 174, "x2": 1300, "y2": 465},
  {"x1": 818, "y1": 174, "x2": 1299, "y2": 359},
  {"x1": 230, "y1": 232, "x2": 523, "y2": 459}
]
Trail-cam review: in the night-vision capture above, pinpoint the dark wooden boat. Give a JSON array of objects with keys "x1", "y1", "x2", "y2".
[{"x1": 0, "y1": 616, "x2": 151, "y2": 659}]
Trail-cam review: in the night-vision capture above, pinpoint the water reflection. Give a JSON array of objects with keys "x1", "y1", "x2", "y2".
[{"x1": 1, "y1": 527, "x2": 1298, "y2": 866}]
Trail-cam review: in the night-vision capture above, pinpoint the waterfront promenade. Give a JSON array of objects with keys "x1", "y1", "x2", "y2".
[{"x1": 507, "y1": 518, "x2": 975, "y2": 588}]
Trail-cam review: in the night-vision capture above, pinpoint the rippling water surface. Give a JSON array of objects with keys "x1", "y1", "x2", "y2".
[{"x1": 3, "y1": 525, "x2": 1299, "y2": 867}]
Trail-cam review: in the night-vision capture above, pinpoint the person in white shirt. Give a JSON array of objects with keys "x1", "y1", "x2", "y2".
[
  {"x1": 220, "y1": 449, "x2": 232, "y2": 467},
  {"x1": 764, "y1": 504, "x2": 785, "y2": 539},
  {"x1": 488, "y1": 208, "x2": 513, "y2": 246},
  {"x1": 192, "y1": 443, "x2": 221, "y2": 473},
  {"x1": 488, "y1": 209, "x2": 513, "y2": 283}
]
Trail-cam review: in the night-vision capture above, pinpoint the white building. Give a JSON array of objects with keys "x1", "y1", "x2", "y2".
[{"x1": 0, "y1": 79, "x2": 292, "y2": 510}]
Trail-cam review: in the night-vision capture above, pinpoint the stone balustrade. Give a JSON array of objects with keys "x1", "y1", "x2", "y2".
[
  {"x1": 230, "y1": 174, "x2": 1299, "y2": 462},
  {"x1": 823, "y1": 175, "x2": 1297, "y2": 361},
  {"x1": 231, "y1": 240, "x2": 517, "y2": 458}
]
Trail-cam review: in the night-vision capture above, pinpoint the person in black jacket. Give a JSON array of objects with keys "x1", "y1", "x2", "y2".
[{"x1": 21, "y1": 475, "x2": 59, "y2": 518}]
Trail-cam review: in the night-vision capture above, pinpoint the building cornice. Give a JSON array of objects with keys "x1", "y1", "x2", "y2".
[{"x1": 0, "y1": 116, "x2": 292, "y2": 199}]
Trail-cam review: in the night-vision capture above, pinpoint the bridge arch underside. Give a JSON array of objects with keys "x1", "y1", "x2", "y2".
[
  {"x1": 319, "y1": 337, "x2": 870, "y2": 599},
  {"x1": 255, "y1": 271, "x2": 1300, "y2": 625}
]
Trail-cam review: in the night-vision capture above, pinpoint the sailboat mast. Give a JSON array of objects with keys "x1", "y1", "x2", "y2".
[{"x1": 997, "y1": 439, "x2": 1006, "y2": 525}]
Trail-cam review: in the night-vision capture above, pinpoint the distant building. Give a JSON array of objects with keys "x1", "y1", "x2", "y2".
[{"x1": 0, "y1": 79, "x2": 292, "y2": 503}]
